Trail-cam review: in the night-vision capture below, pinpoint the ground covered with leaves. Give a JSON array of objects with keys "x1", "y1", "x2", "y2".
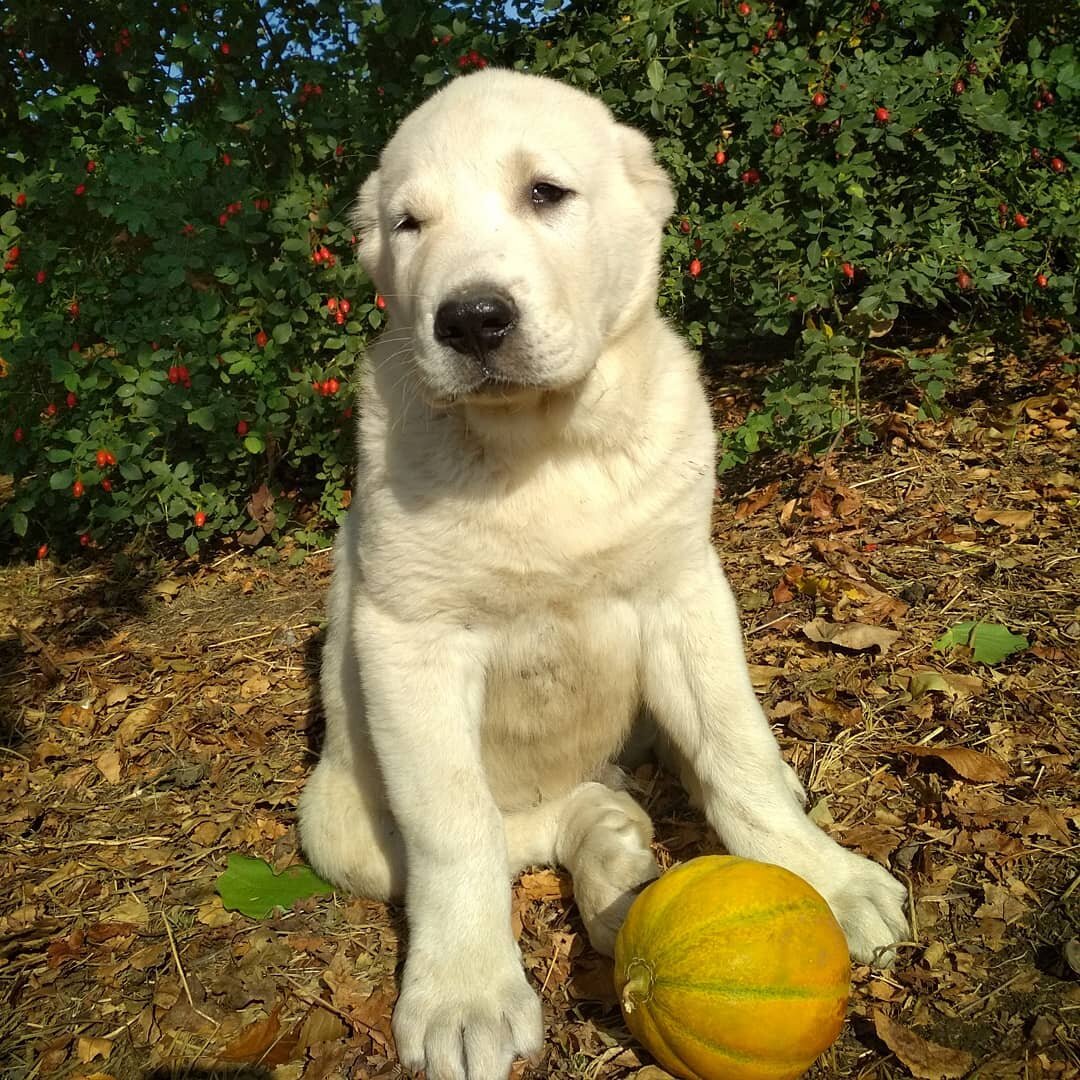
[{"x1": 1, "y1": 347, "x2": 1077, "y2": 1080}]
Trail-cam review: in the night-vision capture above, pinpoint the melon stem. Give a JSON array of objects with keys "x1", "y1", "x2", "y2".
[{"x1": 620, "y1": 958, "x2": 655, "y2": 1014}]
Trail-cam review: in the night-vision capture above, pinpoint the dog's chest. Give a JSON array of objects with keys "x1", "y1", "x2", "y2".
[{"x1": 480, "y1": 599, "x2": 640, "y2": 810}]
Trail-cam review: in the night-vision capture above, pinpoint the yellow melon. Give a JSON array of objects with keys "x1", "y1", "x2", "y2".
[{"x1": 613, "y1": 855, "x2": 850, "y2": 1080}]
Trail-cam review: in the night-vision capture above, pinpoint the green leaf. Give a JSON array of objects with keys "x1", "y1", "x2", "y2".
[
  {"x1": 934, "y1": 622, "x2": 1028, "y2": 665},
  {"x1": 188, "y1": 406, "x2": 216, "y2": 431},
  {"x1": 12, "y1": 511, "x2": 28, "y2": 537},
  {"x1": 646, "y1": 60, "x2": 665, "y2": 92},
  {"x1": 243, "y1": 434, "x2": 266, "y2": 454},
  {"x1": 216, "y1": 854, "x2": 334, "y2": 918},
  {"x1": 272, "y1": 323, "x2": 293, "y2": 344}
]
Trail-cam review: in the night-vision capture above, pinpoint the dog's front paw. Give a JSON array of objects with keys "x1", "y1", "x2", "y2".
[
  {"x1": 808, "y1": 847, "x2": 909, "y2": 966},
  {"x1": 393, "y1": 948, "x2": 543, "y2": 1080}
]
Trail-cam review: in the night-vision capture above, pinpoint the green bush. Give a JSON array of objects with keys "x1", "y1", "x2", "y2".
[{"x1": 1, "y1": 0, "x2": 1076, "y2": 557}]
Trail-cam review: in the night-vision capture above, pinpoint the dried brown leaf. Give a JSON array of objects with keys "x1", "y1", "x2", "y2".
[
  {"x1": 217, "y1": 1005, "x2": 282, "y2": 1063},
  {"x1": 735, "y1": 481, "x2": 780, "y2": 520},
  {"x1": 973, "y1": 508, "x2": 1034, "y2": 529},
  {"x1": 76, "y1": 1037, "x2": 113, "y2": 1064},
  {"x1": 296, "y1": 1005, "x2": 347, "y2": 1050},
  {"x1": 94, "y1": 748, "x2": 122, "y2": 783},
  {"x1": 803, "y1": 617, "x2": 900, "y2": 654},
  {"x1": 517, "y1": 869, "x2": 573, "y2": 902},
  {"x1": 873, "y1": 1011, "x2": 974, "y2": 1079},
  {"x1": 896, "y1": 744, "x2": 1008, "y2": 783}
]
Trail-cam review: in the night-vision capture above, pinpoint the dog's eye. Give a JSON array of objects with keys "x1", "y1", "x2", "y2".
[
  {"x1": 393, "y1": 214, "x2": 421, "y2": 233},
  {"x1": 531, "y1": 182, "x2": 571, "y2": 208}
]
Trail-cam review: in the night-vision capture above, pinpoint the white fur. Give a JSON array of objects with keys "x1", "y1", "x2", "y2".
[{"x1": 299, "y1": 69, "x2": 908, "y2": 1080}]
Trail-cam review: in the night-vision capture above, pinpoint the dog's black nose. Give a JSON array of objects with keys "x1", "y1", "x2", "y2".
[{"x1": 434, "y1": 293, "x2": 518, "y2": 357}]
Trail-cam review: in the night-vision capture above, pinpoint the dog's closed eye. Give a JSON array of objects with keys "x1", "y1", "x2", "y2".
[{"x1": 393, "y1": 213, "x2": 422, "y2": 233}]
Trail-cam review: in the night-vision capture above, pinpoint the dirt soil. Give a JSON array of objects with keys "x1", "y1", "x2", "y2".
[{"x1": 1, "y1": 347, "x2": 1078, "y2": 1080}]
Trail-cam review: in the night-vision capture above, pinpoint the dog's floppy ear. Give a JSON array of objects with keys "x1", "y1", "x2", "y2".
[
  {"x1": 350, "y1": 169, "x2": 382, "y2": 281},
  {"x1": 616, "y1": 124, "x2": 675, "y2": 227}
]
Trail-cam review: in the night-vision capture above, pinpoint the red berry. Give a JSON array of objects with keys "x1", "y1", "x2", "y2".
[
  {"x1": 680, "y1": 219, "x2": 691, "y2": 234},
  {"x1": 343, "y1": 406, "x2": 353, "y2": 420},
  {"x1": 194, "y1": 511, "x2": 207, "y2": 527},
  {"x1": 66, "y1": 392, "x2": 77, "y2": 409},
  {"x1": 80, "y1": 533, "x2": 90, "y2": 547},
  {"x1": 36, "y1": 270, "x2": 46, "y2": 284},
  {"x1": 74, "y1": 183, "x2": 86, "y2": 196},
  {"x1": 335, "y1": 144, "x2": 344, "y2": 157},
  {"x1": 1050, "y1": 157, "x2": 1066, "y2": 173},
  {"x1": 96, "y1": 449, "x2": 109, "y2": 468},
  {"x1": 339, "y1": 298, "x2": 351, "y2": 315},
  {"x1": 751, "y1": 44, "x2": 761, "y2": 55},
  {"x1": 72, "y1": 480, "x2": 84, "y2": 498},
  {"x1": 36, "y1": 544, "x2": 48, "y2": 561},
  {"x1": 874, "y1": 106, "x2": 890, "y2": 123},
  {"x1": 952, "y1": 79, "x2": 965, "y2": 94},
  {"x1": 771, "y1": 122, "x2": 783, "y2": 137},
  {"x1": 86, "y1": 160, "x2": 97, "y2": 172},
  {"x1": 218, "y1": 212, "x2": 228, "y2": 226},
  {"x1": 7, "y1": 246, "x2": 20, "y2": 262},
  {"x1": 221, "y1": 152, "x2": 231, "y2": 166},
  {"x1": 14, "y1": 427, "x2": 24, "y2": 442},
  {"x1": 236, "y1": 420, "x2": 249, "y2": 435},
  {"x1": 1013, "y1": 213, "x2": 1029, "y2": 228},
  {"x1": 335, "y1": 311, "x2": 345, "y2": 325},
  {"x1": 327, "y1": 297, "x2": 338, "y2": 312},
  {"x1": 737, "y1": 1, "x2": 751, "y2": 13},
  {"x1": 741, "y1": 168, "x2": 761, "y2": 184},
  {"x1": 812, "y1": 92, "x2": 827, "y2": 108},
  {"x1": 1035, "y1": 273, "x2": 1049, "y2": 289},
  {"x1": 68, "y1": 302, "x2": 79, "y2": 318},
  {"x1": 101, "y1": 478, "x2": 113, "y2": 492},
  {"x1": 688, "y1": 258, "x2": 702, "y2": 278},
  {"x1": 1031, "y1": 147, "x2": 1042, "y2": 161},
  {"x1": 168, "y1": 366, "x2": 179, "y2": 384},
  {"x1": 841, "y1": 262, "x2": 856, "y2": 280},
  {"x1": 1042, "y1": 90, "x2": 1055, "y2": 105},
  {"x1": 45, "y1": 402, "x2": 58, "y2": 417},
  {"x1": 326, "y1": 378, "x2": 340, "y2": 395},
  {"x1": 220, "y1": 42, "x2": 230, "y2": 55},
  {"x1": 998, "y1": 202, "x2": 1008, "y2": 214},
  {"x1": 966, "y1": 61, "x2": 978, "y2": 75},
  {"x1": 714, "y1": 149, "x2": 727, "y2": 165},
  {"x1": 255, "y1": 330, "x2": 269, "y2": 348},
  {"x1": 374, "y1": 294, "x2": 386, "y2": 311},
  {"x1": 1033, "y1": 100, "x2": 1044, "y2": 112},
  {"x1": 956, "y1": 268, "x2": 973, "y2": 289},
  {"x1": 15, "y1": 193, "x2": 26, "y2": 208}
]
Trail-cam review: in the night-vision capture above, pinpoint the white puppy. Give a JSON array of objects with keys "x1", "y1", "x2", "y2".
[{"x1": 299, "y1": 69, "x2": 908, "y2": 1080}]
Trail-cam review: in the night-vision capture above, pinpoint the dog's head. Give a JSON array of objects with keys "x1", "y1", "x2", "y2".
[{"x1": 354, "y1": 70, "x2": 674, "y2": 406}]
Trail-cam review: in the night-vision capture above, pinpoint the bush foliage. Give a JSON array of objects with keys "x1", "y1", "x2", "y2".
[{"x1": 1, "y1": 0, "x2": 1076, "y2": 557}]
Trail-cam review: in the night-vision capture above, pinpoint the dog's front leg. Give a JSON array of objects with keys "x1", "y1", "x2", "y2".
[
  {"x1": 358, "y1": 604, "x2": 542, "y2": 1080},
  {"x1": 642, "y1": 550, "x2": 909, "y2": 965}
]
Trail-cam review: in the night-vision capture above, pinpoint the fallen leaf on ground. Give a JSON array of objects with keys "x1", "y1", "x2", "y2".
[
  {"x1": 216, "y1": 854, "x2": 333, "y2": 918},
  {"x1": 95, "y1": 748, "x2": 122, "y2": 783},
  {"x1": 217, "y1": 1005, "x2": 282, "y2": 1063},
  {"x1": 896, "y1": 744, "x2": 1008, "y2": 783},
  {"x1": 973, "y1": 508, "x2": 1033, "y2": 529},
  {"x1": 517, "y1": 868, "x2": 573, "y2": 901},
  {"x1": 735, "y1": 481, "x2": 780, "y2": 519},
  {"x1": 934, "y1": 621, "x2": 1028, "y2": 665},
  {"x1": 803, "y1": 618, "x2": 900, "y2": 654},
  {"x1": 873, "y1": 1011, "x2": 974, "y2": 1078},
  {"x1": 903, "y1": 670, "x2": 984, "y2": 699},
  {"x1": 76, "y1": 1037, "x2": 113, "y2": 1064}
]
